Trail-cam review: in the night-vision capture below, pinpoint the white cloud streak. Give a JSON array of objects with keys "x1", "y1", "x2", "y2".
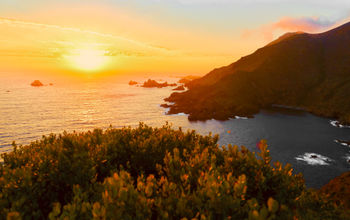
[{"x1": 0, "y1": 17, "x2": 173, "y2": 54}]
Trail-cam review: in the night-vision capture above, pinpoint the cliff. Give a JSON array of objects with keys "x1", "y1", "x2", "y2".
[{"x1": 165, "y1": 22, "x2": 350, "y2": 123}]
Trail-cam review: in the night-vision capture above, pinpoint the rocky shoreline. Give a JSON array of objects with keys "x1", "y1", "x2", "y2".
[{"x1": 163, "y1": 94, "x2": 350, "y2": 125}]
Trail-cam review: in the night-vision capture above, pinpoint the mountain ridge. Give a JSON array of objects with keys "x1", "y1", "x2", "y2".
[{"x1": 164, "y1": 22, "x2": 350, "y2": 123}]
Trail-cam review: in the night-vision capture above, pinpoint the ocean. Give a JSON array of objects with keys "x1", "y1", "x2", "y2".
[{"x1": 1, "y1": 74, "x2": 349, "y2": 188}]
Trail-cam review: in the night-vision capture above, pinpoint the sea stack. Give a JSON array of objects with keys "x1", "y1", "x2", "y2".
[
  {"x1": 129, "y1": 80, "x2": 138, "y2": 85},
  {"x1": 141, "y1": 79, "x2": 177, "y2": 88},
  {"x1": 31, "y1": 80, "x2": 44, "y2": 87}
]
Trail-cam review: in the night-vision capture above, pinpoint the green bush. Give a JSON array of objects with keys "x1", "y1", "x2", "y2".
[{"x1": 0, "y1": 123, "x2": 348, "y2": 219}]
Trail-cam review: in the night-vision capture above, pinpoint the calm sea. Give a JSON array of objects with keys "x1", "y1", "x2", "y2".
[{"x1": 1, "y1": 74, "x2": 349, "y2": 188}]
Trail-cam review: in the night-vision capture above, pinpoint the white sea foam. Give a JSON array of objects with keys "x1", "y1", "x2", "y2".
[
  {"x1": 163, "y1": 110, "x2": 188, "y2": 117},
  {"x1": 330, "y1": 120, "x2": 350, "y2": 128},
  {"x1": 334, "y1": 139, "x2": 350, "y2": 147},
  {"x1": 344, "y1": 155, "x2": 350, "y2": 163},
  {"x1": 234, "y1": 116, "x2": 249, "y2": 119},
  {"x1": 295, "y1": 153, "x2": 334, "y2": 165},
  {"x1": 163, "y1": 108, "x2": 170, "y2": 115},
  {"x1": 175, "y1": 113, "x2": 188, "y2": 116}
]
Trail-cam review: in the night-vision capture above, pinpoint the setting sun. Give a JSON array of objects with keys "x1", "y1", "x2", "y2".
[{"x1": 66, "y1": 48, "x2": 109, "y2": 71}]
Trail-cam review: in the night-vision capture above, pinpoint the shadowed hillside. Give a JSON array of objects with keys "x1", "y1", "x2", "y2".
[{"x1": 164, "y1": 22, "x2": 350, "y2": 123}]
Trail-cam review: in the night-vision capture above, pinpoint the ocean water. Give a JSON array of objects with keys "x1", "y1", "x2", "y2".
[{"x1": 1, "y1": 75, "x2": 349, "y2": 188}]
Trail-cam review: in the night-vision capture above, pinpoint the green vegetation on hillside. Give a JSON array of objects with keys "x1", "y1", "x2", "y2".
[{"x1": 0, "y1": 124, "x2": 348, "y2": 219}]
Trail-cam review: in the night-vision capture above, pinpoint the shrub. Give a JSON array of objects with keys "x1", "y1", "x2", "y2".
[{"x1": 0, "y1": 123, "x2": 348, "y2": 219}]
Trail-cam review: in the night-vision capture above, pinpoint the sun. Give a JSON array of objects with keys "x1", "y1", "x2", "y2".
[{"x1": 67, "y1": 48, "x2": 109, "y2": 71}]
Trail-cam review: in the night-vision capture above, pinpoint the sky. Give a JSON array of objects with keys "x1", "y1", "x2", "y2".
[{"x1": 1, "y1": 0, "x2": 350, "y2": 77}]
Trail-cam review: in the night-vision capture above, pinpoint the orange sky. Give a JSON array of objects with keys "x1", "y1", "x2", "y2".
[{"x1": 0, "y1": 1, "x2": 349, "y2": 78}]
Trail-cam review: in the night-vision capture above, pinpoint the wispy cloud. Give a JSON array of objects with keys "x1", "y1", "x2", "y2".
[
  {"x1": 270, "y1": 17, "x2": 337, "y2": 32},
  {"x1": 0, "y1": 17, "x2": 175, "y2": 56},
  {"x1": 242, "y1": 16, "x2": 349, "y2": 41}
]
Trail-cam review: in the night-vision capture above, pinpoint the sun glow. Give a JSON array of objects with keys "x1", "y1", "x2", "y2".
[{"x1": 67, "y1": 48, "x2": 110, "y2": 72}]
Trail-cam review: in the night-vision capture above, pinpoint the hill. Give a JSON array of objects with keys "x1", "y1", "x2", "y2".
[
  {"x1": 0, "y1": 125, "x2": 349, "y2": 219},
  {"x1": 164, "y1": 22, "x2": 350, "y2": 123},
  {"x1": 320, "y1": 171, "x2": 350, "y2": 209}
]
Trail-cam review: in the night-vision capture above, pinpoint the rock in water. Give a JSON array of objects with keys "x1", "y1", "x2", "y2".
[
  {"x1": 31, "y1": 80, "x2": 44, "y2": 87},
  {"x1": 129, "y1": 80, "x2": 138, "y2": 85},
  {"x1": 141, "y1": 79, "x2": 177, "y2": 88}
]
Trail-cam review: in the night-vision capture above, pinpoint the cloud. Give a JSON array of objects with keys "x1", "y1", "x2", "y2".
[
  {"x1": 0, "y1": 17, "x2": 175, "y2": 56},
  {"x1": 242, "y1": 16, "x2": 349, "y2": 41},
  {"x1": 271, "y1": 17, "x2": 337, "y2": 32}
]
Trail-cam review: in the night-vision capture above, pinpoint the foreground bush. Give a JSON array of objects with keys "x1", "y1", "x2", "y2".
[{"x1": 0, "y1": 123, "x2": 348, "y2": 219}]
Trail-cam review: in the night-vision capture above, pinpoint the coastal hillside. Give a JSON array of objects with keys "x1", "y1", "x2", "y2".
[
  {"x1": 0, "y1": 125, "x2": 348, "y2": 219},
  {"x1": 320, "y1": 171, "x2": 350, "y2": 209},
  {"x1": 165, "y1": 22, "x2": 350, "y2": 123}
]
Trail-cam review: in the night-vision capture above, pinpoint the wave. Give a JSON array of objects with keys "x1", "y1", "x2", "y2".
[
  {"x1": 295, "y1": 153, "x2": 334, "y2": 165},
  {"x1": 334, "y1": 139, "x2": 350, "y2": 147},
  {"x1": 234, "y1": 116, "x2": 249, "y2": 120},
  {"x1": 344, "y1": 155, "x2": 350, "y2": 163},
  {"x1": 330, "y1": 120, "x2": 350, "y2": 128}
]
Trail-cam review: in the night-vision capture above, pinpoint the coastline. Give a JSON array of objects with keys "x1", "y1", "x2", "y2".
[{"x1": 162, "y1": 96, "x2": 350, "y2": 126}]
